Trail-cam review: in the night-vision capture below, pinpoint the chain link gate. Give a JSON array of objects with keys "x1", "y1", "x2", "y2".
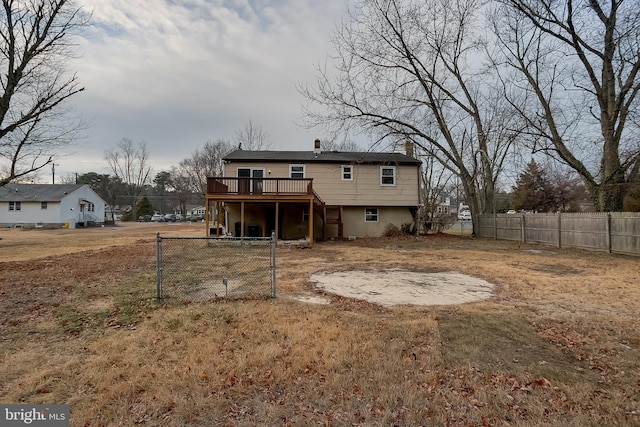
[{"x1": 156, "y1": 232, "x2": 276, "y2": 301}]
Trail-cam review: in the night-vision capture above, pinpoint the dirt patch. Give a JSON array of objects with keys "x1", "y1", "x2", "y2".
[
  {"x1": 531, "y1": 263, "x2": 582, "y2": 275},
  {"x1": 310, "y1": 269, "x2": 494, "y2": 307},
  {"x1": 438, "y1": 311, "x2": 590, "y2": 381}
]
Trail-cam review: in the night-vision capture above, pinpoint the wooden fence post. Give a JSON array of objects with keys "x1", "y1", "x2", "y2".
[
  {"x1": 606, "y1": 212, "x2": 612, "y2": 253},
  {"x1": 557, "y1": 211, "x2": 562, "y2": 248}
]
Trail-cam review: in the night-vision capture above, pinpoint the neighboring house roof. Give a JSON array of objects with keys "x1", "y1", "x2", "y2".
[
  {"x1": 223, "y1": 149, "x2": 421, "y2": 166},
  {"x1": 0, "y1": 184, "x2": 102, "y2": 202}
]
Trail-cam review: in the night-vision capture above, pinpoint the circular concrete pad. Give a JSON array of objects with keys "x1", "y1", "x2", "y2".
[{"x1": 310, "y1": 269, "x2": 494, "y2": 307}]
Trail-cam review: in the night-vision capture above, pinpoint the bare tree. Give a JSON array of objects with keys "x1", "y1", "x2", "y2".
[
  {"x1": 420, "y1": 152, "x2": 456, "y2": 233},
  {"x1": 492, "y1": 0, "x2": 640, "y2": 211},
  {"x1": 0, "y1": 0, "x2": 88, "y2": 186},
  {"x1": 168, "y1": 166, "x2": 192, "y2": 216},
  {"x1": 300, "y1": 0, "x2": 523, "y2": 234},
  {"x1": 105, "y1": 138, "x2": 152, "y2": 220},
  {"x1": 176, "y1": 139, "x2": 233, "y2": 196},
  {"x1": 233, "y1": 120, "x2": 274, "y2": 150},
  {"x1": 319, "y1": 138, "x2": 362, "y2": 152}
]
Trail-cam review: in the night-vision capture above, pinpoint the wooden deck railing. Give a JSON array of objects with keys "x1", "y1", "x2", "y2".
[{"x1": 207, "y1": 177, "x2": 314, "y2": 196}]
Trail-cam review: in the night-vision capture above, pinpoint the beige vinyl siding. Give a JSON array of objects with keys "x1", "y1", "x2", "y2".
[
  {"x1": 310, "y1": 163, "x2": 418, "y2": 206},
  {"x1": 223, "y1": 161, "x2": 420, "y2": 206},
  {"x1": 341, "y1": 206, "x2": 414, "y2": 237},
  {"x1": 224, "y1": 163, "x2": 293, "y2": 179}
]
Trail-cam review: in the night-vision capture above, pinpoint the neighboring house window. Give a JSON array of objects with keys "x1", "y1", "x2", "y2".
[
  {"x1": 380, "y1": 166, "x2": 396, "y2": 186},
  {"x1": 88, "y1": 203, "x2": 95, "y2": 212},
  {"x1": 342, "y1": 165, "x2": 353, "y2": 181},
  {"x1": 365, "y1": 208, "x2": 378, "y2": 222},
  {"x1": 289, "y1": 165, "x2": 305, "y2": 179},
  {"x1": 303, "y1": 206, "x2": 309, "y2": 222},
  {"x1": 9, "y1": 201, "x2": 21, "y2": 211},
  {"x1": 41, "y1": 202, "x2": 48, "y2": 210}
]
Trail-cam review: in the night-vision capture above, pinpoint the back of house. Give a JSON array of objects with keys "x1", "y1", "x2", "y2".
[{"x1": 206, "y1": 140, "x2": 421, "y2": 241}]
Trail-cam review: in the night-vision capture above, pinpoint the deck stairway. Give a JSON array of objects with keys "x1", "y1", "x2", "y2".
[{"x1": 312, "y1": 190, "x2": 343, "y2": 239}]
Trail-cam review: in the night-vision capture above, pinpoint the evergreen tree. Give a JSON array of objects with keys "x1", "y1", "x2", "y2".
[
  {"x1": 511, "y1": 160, "x2": 554, "y2": 212},
  {"x1": 136, "y1": 197, "x2": 155, "y2": 218}
]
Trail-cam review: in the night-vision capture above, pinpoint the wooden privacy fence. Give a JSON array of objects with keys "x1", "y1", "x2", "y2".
[{"x1": 478, "y1": 212, "x2": 640, "y2": 256}]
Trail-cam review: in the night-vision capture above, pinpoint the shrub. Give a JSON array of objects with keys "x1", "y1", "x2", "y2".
[
  {"x1": 383, "y1": 223, "x2": 402, "y2": 237},
  {"x1": 401, "y1": 222, "x2": 415, "y2": 235}
]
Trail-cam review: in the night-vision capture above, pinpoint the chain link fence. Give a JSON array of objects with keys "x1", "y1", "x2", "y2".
[{"x1": 156, "y1": 233, "x2": 276, "y2": 301}]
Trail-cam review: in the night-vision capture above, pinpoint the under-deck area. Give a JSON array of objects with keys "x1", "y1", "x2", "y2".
[{"x1": 205, "y1": 177, "x2": 335, "y2": 244}]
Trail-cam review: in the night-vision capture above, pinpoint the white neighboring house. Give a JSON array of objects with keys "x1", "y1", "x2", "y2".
[
  {"x1": 0, "y1": 184, "x2": 106, "y2": 229},
  {"x1": 190, "y1": 206, "x2": 206, "y2": 217}
]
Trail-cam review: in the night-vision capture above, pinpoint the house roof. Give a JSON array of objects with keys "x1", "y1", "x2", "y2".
[
  {"x1": 223, "y1": 149, "x2": 421, "y2": 165},
  {"x1": 0, "y1": 184, "x2": 88, "y2": 202}
]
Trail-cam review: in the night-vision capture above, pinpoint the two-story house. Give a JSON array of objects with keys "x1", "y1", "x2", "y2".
[{"x1": 205, "y1": 140, "x2": 421, "y2": 243}]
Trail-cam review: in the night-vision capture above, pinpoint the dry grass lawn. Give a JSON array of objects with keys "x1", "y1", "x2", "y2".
[{"x1": 0, "y1": 222, "x2": 638, "y2": 426}]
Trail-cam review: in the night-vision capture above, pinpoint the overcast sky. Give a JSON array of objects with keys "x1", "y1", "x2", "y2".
[{"x1": 53, "y1": 0, "x2": 347, "y2": 180}]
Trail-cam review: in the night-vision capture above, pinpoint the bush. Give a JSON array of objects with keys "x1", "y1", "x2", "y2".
[
  {"x1": 383, "y1": 223, "x2": 402, "y2": 237},
  {"x1": 401, "y1": 222, "x2": 415, "y2": 235}
]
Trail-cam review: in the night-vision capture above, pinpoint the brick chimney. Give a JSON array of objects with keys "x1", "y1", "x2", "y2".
[{"x1": 403, "y1": 140, "x2": 415, "y2": 158}]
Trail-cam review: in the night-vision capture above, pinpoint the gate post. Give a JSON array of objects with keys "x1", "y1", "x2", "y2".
[{"x1": 156, "y1": 233, "x2": 162, "y2": 301}]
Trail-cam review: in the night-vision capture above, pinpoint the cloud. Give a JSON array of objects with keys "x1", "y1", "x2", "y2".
[{"x1": 60, "y1": 0, "x2": 345, "y2": 177}]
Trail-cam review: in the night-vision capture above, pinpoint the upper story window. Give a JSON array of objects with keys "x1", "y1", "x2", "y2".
[
  {"x1": 380, "y1": 166, "x2": 396, "y2": 186},
  {"x1": 9, "y1": 201, "x2": 21, "y2": 211},
  {"x1": 342, "y1": 165, "x2": 353, "y2": 181},
  {"x1": 289, "y1": 165, "x2": 305, "y2": 179},
  {"x1": 41, "y1": 202, "x2": 48, "y2": 210}
]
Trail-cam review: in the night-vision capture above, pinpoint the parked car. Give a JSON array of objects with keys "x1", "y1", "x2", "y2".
[
  {"x1": 151, "y1": 214, "x2": 165, "y2": 222},
  {"x1": 164, "y1": 214, "x2": 177, "y2": 222},
  {"x1": 506, "y1": 209, "x2": 516, "y2": 214},
  {"x1": 138, "y1": 215, "x2": 151, "y2": 222},
  {"x1": 458, "y1": 210, "x2": 471, "y2": 221}
]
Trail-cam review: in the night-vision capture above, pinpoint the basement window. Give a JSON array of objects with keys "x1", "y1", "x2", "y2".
[{"x1": 365, "y1": 208, "x2": 378, "y2": 222}]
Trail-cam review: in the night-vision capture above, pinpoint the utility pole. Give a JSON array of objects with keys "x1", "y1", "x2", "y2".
[{"x1": 51, "y1": 163, "x2": 59, "y2": 184}]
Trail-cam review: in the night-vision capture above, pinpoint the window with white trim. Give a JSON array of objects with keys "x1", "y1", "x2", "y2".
[
  {"x1": 289, "y1": 165, "x2": 305, "y2": 179},
  {"x1": 380, "y1": 166, "x2": 396, "y2": 186},
  {"x1": 9, "y1": 201, "x2": 21, "y2": 211},
  {"x1": 365, "y1": 208, "x2": 378, "y2": 222},
  {"x1": 342, "y1": 165, "x2": 353, "y2": 181},
  {"x1": 41, "y1": 202, "x2": 48, "y2": 210}
]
